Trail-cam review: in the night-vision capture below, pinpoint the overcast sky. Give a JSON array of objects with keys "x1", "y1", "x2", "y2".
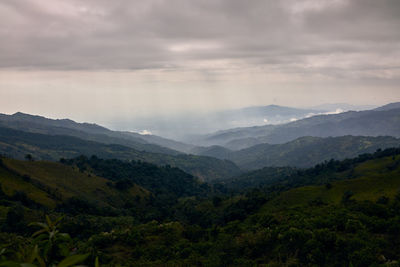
[{"x1": 0, "y1": 0, "x2": 399, "y2": 128}]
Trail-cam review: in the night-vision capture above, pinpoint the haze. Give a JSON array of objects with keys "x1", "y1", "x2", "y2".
[{"x1": 0, "y1": 0, "x2": 399, "y2": 134}]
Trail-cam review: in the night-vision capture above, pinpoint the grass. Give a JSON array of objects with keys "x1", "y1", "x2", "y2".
[
  {"x1": 0, "y1": 163, "x2": 56, "y2": 208},
  {"x1": 0, "y1": 157, "x2": 148, "y2": 210}
]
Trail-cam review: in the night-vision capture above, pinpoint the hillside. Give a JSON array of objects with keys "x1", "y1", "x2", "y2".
[
  {"x1": 196, "y1": 135, "x2": 400, "y2": 170},
  {"x1": 0, "y1": 126, "x2": 241, "y2": 180},
  {"x1": 223, "y1": 147, "x2": 400, "y2": 192},
  {"x1": 261, "y1": 151, "x2": 400, "y2": 210},
  {"x1": 0, "y1": 112, "x2": 194, "y2": 154},
  {"x1": 197, "y1": 104, "x2": 400, "y2": 148},
  {"x1": 1, "y1": 148, "x2": 400, "y2": 266},
  {"x1": 0, "y1": 155, "x2": 214, "y2": 217},
  {"x1": 0, "y1": 157, "x2": 147, "y2": 212},
  {"x1": 61, "y1": 155, "x2": 210, "y2": 199}
]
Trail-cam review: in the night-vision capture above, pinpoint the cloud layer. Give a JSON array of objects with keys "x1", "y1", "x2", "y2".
[
  {"x1": 0, "y1": 0, "x2": 399, "y2": 132},
  {"x1": 0, "y1": 0, "x2": 399, "y2": 79}
]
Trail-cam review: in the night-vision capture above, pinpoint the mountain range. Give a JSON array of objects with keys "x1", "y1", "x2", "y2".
[
  {"x1": 116, "y1": 103, "x2": 370, "y2": 139},
  {"x1": 0, "y1": 102, "x2": 399, "y2": 179},
  {"x1": 0, "y1": 112, "x2": 194, "y2": 154},
  {"x1": 193, "y1": 135, "x2": 400, "y2": 170},
  {"x1": 193, "y1": 103, "x2": 400, "y2": 149},
  {"x1": 0, "y1": 126, "x2": 240, "y2": 181},
  {"x1": 1, "y1": 103, "x2": 400, "y2": 266}
]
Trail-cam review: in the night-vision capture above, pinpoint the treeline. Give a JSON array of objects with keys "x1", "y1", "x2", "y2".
[{"x1": 61, "y1": 155, "x2": 211, "y2": 198}]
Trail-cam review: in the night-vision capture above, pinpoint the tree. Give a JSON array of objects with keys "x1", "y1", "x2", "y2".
[{"x1": 25, "y1": 154, "x2": 33, "y2": 161}]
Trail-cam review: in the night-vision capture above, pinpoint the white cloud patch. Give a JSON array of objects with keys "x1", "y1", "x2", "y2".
[
  {"x1": 138, "y1": 130, "x2": 152, "y2": 135},
  {"x1": 306, "y1": 108, "x2": 346, "y2": 118}
]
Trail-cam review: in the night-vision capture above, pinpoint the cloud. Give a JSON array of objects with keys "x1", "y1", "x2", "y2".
[
  {"x1": 305, "y1": 108, "x2": 345, "y2": 118},
  {"x1": 0, "y1": 0, "x2": 398, "y2": 80},
  {"x1": 0, "y1": 0, "x2": 399, "y2": 128},
  {"x1": 138, "y1": 130, "x2": 152, "y2": 135}
]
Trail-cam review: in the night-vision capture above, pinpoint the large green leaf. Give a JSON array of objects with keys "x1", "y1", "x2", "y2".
[{"x1": 57, "y1": 254, "x2": 89, "y2": 267}]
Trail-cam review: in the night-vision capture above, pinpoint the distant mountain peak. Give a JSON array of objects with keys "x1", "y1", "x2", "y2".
[
  {"x1": 12, "y1": 111, "x2": 34, "y2": 117},
  {"x1": 374, "y1": 102, "x2": 400, "y2": 111}
]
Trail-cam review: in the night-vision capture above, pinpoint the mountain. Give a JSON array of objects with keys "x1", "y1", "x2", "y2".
[
  {"x1": 120, "y1": 105, "x2": 327, "y2": 139},
  {"x1": 222, "y1": 146, "x2": 400, "y2": 194},
  {"x1": 0, "y1": 112, "x2": 194, "y2": 154},
  {"x1": 190, "y1": 145, "x2": 233, "y2": 159},
  {"x1": 196, "y1": 103, "x2": 400, "y2": 148},
  {"x1": 374, "y1": 102, "x2": 400, "y2": 111},
  {"x1": 309, "y1": 103, "x2": 376, "y2": 111},
  {"x1": 234, "y1": 104, "x2": 323, "y2": 118},
  {"x1": 195, "y1": 135, "x2": 400, "y2": 170},
  {"x1": 0, "y1": 126, "x2": 241, "y2": 181}
]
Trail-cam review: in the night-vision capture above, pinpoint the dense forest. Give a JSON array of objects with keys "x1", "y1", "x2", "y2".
[{"x1": 0, "y1": 147, "x2": 399, "y2": 266}]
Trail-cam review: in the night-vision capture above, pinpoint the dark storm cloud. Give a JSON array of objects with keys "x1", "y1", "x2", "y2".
[{"x1": 0, "y1": 0, "x2": 399, "y2": 78}]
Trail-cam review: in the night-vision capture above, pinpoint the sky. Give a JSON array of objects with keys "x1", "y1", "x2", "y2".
[{"x1": 0, "y1": 0, "x2": 399, "y2": 130}]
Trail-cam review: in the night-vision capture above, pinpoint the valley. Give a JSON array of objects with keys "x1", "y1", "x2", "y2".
[{"x1": 0, "y1": 103, "x2": 400, "y2": 266}]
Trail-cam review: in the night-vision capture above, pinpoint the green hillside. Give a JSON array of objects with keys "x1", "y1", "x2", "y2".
[
  {"x1": 264, "y1": 153, "x2": 400, "y2": 210},
  {"x1": 0, "y1": 126, "x2": 241, "y2": 180},
  {"x1": 0, "y1": 157, "x2": 147, "y2": 211},
  {"x1": 198, "y1": 135, "x2": 400, "y2": 170},
  {"x1": 1, "y1": 149, "x2": 400, "y2": 266}
]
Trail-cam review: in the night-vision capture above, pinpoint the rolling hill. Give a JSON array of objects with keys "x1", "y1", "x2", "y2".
[
  {"x1": 222, "y1": 147, "x2": 400, "y2": 196},
  {"x1": 262, "y1": 150, "x2": 400, "y2": 210},
  {"x1": 0, "y1": 157, "x2": 147, "y2": 211},
  {"x1": 1, "y1": 147, "x2": 400, "y2": 266},
  {"x1": 195, "y1": 135, "x2": 400, "y2": 170},
  {"x1": 0, "y1": 154, "x2": 213, "y2": 215},
  {"x1": 0, "y1": 126, "x2": 241, "y2": 181},
  {"x1": 0, "y1": 112, "x2": 194, "y2": 154}
]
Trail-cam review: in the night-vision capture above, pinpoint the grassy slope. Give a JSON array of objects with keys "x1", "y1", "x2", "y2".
[
  {"x1": 0, "y1": 158, "x2": 147, "y2": 210},
  {"x1": 263, "y1": 154, "x2": 400, "y2": 210},
  {"x1": 0, "y1": 162, "x2": 55, "y2": 208}
]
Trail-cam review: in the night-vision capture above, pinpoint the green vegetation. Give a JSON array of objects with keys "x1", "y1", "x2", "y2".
[
  {"x1": 0, "y1": 215, "x2": 89, "y2": 266},
  {"x1": 224, "y1": 147, "x2": 400, "y2": 191},
  {"x1": 198, "y1": 135, "x2": 400, "y2": 170},
  {"x1": 0, "y1": 148, "x2": 400, "y2": 266},
  {"x1": 0, "y1": 126, "x2": 241, "y2": 180}
]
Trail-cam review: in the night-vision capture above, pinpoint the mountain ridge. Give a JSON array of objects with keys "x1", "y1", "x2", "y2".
[
  {"x1": 195, "y1": 104, "x2": 400, "y2": 148},
  {"x1": 195, "y1": 135, "x2": 400, "y2": 170},
  {"x1": 0, "y1": 126, "x2": 241, "y2": 181},
  {"x1": 0, "y1": 112, "x2": 194, "y2": 154}
]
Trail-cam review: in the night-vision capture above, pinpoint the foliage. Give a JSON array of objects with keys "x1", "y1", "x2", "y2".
[
  {"x1": 0, "y1": 216, "x2": 89, "y2": 267},
  {"x1": 0, "y1": 148, "x2": 399, "y2": 266}
]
